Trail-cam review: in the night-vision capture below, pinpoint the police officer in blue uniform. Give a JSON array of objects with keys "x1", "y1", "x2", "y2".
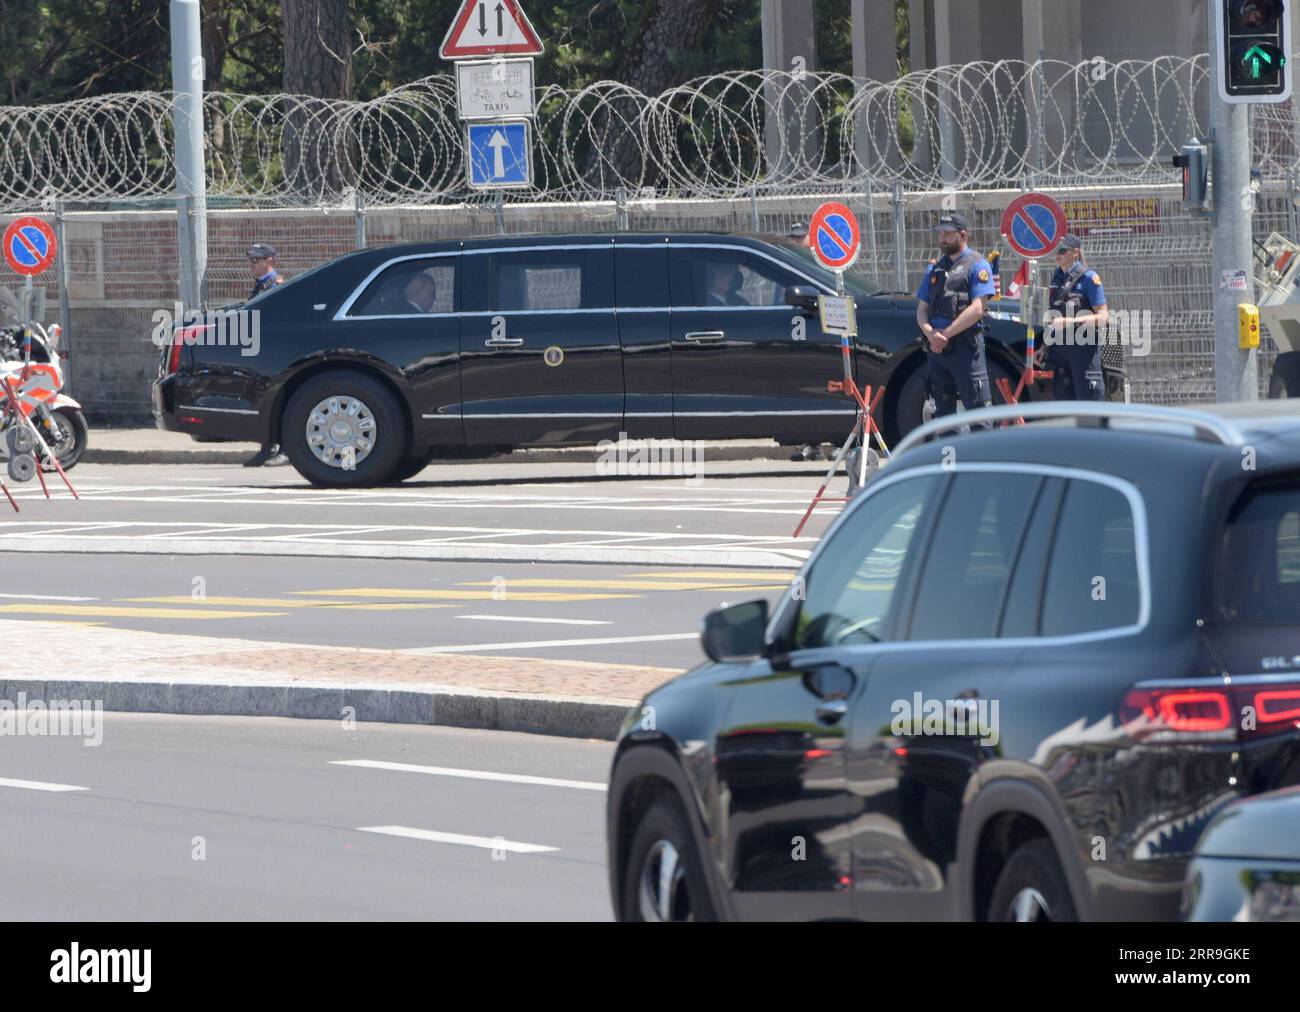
[
  {"x1": 244, "y1": 242, "x2": 287, "y2": 467},
  {"x1": 915, "y1": 213, "x2": 996, "y2": 419},
  {"x1": 1046, "y1": 234, "x2": 1108, "y2": 401}
]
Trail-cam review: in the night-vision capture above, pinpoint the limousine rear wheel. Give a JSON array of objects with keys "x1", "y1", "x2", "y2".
[
  {"x1": 282, "y1": 370, "x2": 407, "y2": 488},
  {"x1": 895, "y1": 357, "x2": 1014, "y2": 439}
]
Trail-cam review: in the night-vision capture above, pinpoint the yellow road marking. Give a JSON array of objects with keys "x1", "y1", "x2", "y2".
[
  {"x1": 125, "y1": 596, "x2": 452, "y2": 611},
  {"x1": 628, "y1": 570, "x2": 797, "y2": 581},
  {"x1": 292, "y1": 588, "x2": 636, "y2": 602},
  {"x1": 0, "y1": 604, "x2": 284, "y2": 620},
  {"x1": 457, "y1": 578, "x2": 787, "y2": 592}
]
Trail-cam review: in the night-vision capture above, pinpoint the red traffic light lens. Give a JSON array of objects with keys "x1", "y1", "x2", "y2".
[{"x1": 1231, "y1": 0, "x2": 1284, "y2": 30}]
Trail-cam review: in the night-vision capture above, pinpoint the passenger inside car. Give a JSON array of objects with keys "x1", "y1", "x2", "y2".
[
  {"x1": 403, "y1": 274, "x2": 437, "y2": 314},
  {"x1": 705, "y1": 264, "x2": 749, "y2": 306}
]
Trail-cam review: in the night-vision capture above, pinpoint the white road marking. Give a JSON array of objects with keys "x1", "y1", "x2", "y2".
[
  {"x1": 0, "y1": 777, "x2": 88, "y2": 793},
  {"x1": 0, "y1": 593, "x2": 99, "y2": 602},
  {"x1": 357, "y1": 825, "x2": 558, "y2": 853},
  {"x1": 332, "y1": 759, "x2": 606, "y2": 791},
  {"x1": 408, "y1": 631, "x2": 698, "y2": 653},
  {"x1": 455, "y1": 614, "x2": 612, "y2": 626}
]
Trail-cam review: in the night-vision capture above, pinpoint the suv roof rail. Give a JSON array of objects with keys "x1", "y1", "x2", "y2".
[{"x1": 891, "y1": 402, "x2": 1248, "y2": 457}]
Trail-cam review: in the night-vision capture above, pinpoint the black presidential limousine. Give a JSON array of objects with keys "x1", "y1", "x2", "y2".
[{"x1": 152, "y1": 232, "x2": 1122, "y2": 487}]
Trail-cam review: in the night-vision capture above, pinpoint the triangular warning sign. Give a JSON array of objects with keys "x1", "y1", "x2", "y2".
[{"x1": 440, "y1": 0, "x2": 543, "y2": 59}]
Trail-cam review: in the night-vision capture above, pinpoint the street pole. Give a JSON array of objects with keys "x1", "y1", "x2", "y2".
[
  {"x1": 1209, "y1": 21, "x2": 1259, "y2": 402},
  {"x1": 54, "y1": 199, "x2": 72, "y2": 390},
  {"x1": 170, "y1": 0, "x2": 207, "y2": 312}
]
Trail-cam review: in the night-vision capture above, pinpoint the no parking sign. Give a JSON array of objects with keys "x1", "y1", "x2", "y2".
[
  {"x1": 1000, "y1": 193, "x2": 1067, "y2": 260},
  {"x1": 808, "y1": 202, "x2": 861, "y2": 271},
  {"x1": 3, "y1": 216, "x2": 57, "y2": 277}
]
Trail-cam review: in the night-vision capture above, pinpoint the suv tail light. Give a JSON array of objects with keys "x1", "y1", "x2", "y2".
[
  {"x1": 165, "y1": 324, "x2": 211, "y2": 376},
  {"x1": 1121, "y1": 681, "x2": 1300, "y2": 743}
]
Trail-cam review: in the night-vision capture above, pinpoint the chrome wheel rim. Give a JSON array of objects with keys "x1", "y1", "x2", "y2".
[
  {"x1": 637, "y1": 840, "x2": 692, "y2": 922},
  {"x1": 1006, "y1": 887, "x2": 1052, "y2": 922},
  {"x1": 306, "y1": 395, "x2": 376, "y2": 469}
]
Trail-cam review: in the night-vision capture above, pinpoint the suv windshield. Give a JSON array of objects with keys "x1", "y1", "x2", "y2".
[
  {"x1": 762, "y1": 238, "x2": 894, "y2": 299},
  {"x1": 1219, "y1": 480, "x2": 1300, "y2": 624}
]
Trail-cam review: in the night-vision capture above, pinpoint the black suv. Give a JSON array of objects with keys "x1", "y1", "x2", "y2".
[
  {"x1": 152, "y1": 232, "x2": 1119, "y2": 487},
  {"x1": 606, "y1": 401, "x2": 1300, "y2": 921}
]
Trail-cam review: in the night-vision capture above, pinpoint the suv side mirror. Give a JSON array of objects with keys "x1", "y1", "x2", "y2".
[
  {"x1": 785, "y1": 286, "x2": 820, "y2": 313},
  {"x1": 701, "y1": 599, "x2": 769, "y2": 663}
]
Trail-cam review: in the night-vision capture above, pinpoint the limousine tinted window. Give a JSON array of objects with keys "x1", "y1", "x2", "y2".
[
  {"x1": 348, "y1": 259, "x2": 457, "y2": 316},
  {"x1": 670, "y1": 249, "x2": 798, "y2": 308},
  {"x1": 473, "y1": 249, "x2": 613, "y2": 312}
]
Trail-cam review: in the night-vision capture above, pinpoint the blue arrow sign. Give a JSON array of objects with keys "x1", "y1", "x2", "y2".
[{"x1": 467, "y1": 120, "x2": 532, "y2": 188}]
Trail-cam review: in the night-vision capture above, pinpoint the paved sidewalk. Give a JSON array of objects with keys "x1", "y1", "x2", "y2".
[
  {"x1": 84, "y1": 427, "x2": 807, "y2": 466},
  {"x1": 0, "y1": 620, "x2": 678, "y2": 739}
]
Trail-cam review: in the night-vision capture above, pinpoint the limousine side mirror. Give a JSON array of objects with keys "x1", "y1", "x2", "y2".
[
  {"x1": 701, "y1": 599, "x2": 769, "y2": 663},
  {"x1": 785, "y1": 286, "x2": 820, "y2": 313}
]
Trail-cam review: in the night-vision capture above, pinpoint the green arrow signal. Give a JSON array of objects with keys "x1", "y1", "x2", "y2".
[{"x1": 1245, "y1": 44, "x2": 1274, "y2": 78}]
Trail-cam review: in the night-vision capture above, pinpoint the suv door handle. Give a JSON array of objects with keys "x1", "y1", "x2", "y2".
[
  {"x1": 684, "y1": 330, "x2": 725, "y2": 343},
  {"x1": 815, "y1": 699, "x2": 849, "y2": 725},
  {"x1": 485, "y1": 336, "x2": 524, "y2": 347}
]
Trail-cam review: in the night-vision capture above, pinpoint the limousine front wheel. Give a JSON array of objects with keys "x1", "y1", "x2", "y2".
[{"x1": 282, "y1": 370, "x2": 407, "y2": 488}]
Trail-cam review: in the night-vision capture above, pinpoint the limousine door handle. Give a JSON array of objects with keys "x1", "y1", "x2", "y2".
[
  {"x1": 684, "y1": 330, "x2": 725, "y2": 343},
  {"x1": 484, "y1": 336, "x2": 524, "y2": 347}
]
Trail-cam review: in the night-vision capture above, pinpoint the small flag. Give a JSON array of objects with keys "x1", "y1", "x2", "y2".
[
  {"x1": 988, "y1": 250, "x2": 1002, "y2": 300},
  {"x1": 1006, "y1": 260, "x2": 1030, "y2": 299}
]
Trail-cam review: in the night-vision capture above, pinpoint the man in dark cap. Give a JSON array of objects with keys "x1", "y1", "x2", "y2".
[
  {"x1": 247, "y1": 242, "x2": 282, "y2": 301},
  {"x1": 243, "y1": 242, "x2": 287, "y2": 467},
  {"x1": 915, "y1": 213, "x2": 996, "y2": 421},
  {"x1": 1046, "y1": 233, "x2": 1108, "y2": 401}
]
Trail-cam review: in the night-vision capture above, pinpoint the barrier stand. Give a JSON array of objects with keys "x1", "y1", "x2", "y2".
[
  {"x1": 792, "y1": 377, "x2": 887, "y2": 539},
  {"x1": 0, "y1": 375, "x2": 79, "y2": 499},
  {"x1": 993, "y1": 255, "x2": 1052, "y2": 426}
]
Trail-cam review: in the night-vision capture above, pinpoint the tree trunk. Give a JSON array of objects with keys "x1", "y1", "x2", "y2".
[
  {"x1": 281, "y1": 0, "x2": 354, "y2": 198},
  {"x1": 584, "y1": 0, "x2": 723, "y2": 190}
]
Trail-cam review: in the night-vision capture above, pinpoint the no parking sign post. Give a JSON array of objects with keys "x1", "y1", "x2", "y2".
[
  {"x1": 999, "y1": 191, "x2": 1070, "y2": 411},
  {"x1": 3, "y1": 215, "x2": 58, "y2": 328}
]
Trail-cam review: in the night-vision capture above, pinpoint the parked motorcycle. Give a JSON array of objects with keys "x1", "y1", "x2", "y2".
[{"x1": 0, "y1": 322, "x2": 88, "y2": 471}]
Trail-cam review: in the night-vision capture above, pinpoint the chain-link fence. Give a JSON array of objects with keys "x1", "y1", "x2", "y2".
[{"x1": 2, "y1": 53, "x2": 1298, "y2": 421}]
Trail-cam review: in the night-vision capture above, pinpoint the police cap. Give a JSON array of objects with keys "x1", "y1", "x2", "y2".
[
  {"x1": 1057, "y1": 234, "x2": 1082, "y2": 252},
  {"x1": 247, "y1": 242, "x2": 277, "y2": 260},
  {"x1": 935, "y1": 213, "x2": 969, "y2": 232}
]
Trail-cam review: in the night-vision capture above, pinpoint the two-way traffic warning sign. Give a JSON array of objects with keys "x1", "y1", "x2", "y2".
[{"x1": 441, "y1": 0, "x2": 544, "y2": 59}]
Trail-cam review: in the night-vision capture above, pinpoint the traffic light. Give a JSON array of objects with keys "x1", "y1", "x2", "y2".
[{"x1": 1216, "y1": 0, "x2": 1292, "y2": 103}]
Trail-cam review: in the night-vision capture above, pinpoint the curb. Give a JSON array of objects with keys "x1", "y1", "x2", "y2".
[
  {"x1": 2, "y1": 677, "x2": 635, "y2": 741},
  {"x1": 81, "y1": 443, "x2": 814, "y2": 467}
]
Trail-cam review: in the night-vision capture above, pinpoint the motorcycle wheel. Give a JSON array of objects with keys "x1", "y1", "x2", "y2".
[{"x1": 40, "y1": 408, "x2": 88, "y2": 471}]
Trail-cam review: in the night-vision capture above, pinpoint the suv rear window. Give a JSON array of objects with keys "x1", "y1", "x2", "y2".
[{"x1": 1219, "y1": 481, "x2": 1300, "y2": 624}]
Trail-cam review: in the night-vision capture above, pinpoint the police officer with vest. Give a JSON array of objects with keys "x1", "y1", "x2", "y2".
[
  {"x1": 244, "y1": 242, "x2": 288, "y2": 467},
  {"x1": 1046, "y1": 234, "x2": 1107, "y2": 401},
  {"x1": 915, "y1": 213, "x2": 996, "y2": 420}
]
